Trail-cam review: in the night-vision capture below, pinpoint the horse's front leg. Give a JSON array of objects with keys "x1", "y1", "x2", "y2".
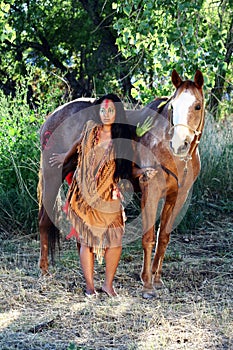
[
  {"x1": 141, "y1": 228, "x2": 156, "y2": 294},
  {"x1": 152, "y1": 182, "x2": 192, "y2": 288},
  {"x1": 151, "y1": 201, "x2": 174, "y2": 288},
  {"x1": 139, "y1": 171, "x2": 159, "y2": 298}
]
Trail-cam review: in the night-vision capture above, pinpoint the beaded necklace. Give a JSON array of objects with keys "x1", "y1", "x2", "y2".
[{"x1": 89, "y1": 125, "x2": 113, "y2": 182}]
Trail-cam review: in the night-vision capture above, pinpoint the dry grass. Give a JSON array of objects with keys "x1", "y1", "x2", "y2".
[{"x1": 0, "y1": 213, "x2": 232, "y2": 350}]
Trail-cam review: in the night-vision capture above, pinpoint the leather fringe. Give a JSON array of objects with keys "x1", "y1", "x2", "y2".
[{"x1": 67, "y1": 205, "x2": 124, "y2": 264}]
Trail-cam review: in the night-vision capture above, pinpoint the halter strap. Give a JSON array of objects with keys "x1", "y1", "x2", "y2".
[
  {"x1": 139, "y1": 164, "x2": 180, "y2": 186},
  {"x1": 168, "y1": 123, "x2": 202, "y2": 136},
  {"x1": 167, "y1": 93, "x2": 205, "y2": 159}
]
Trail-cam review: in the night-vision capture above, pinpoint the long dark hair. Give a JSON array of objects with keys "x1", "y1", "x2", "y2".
[{"x1": 94, "y1": 93, "x2": 133, "y2": 181}]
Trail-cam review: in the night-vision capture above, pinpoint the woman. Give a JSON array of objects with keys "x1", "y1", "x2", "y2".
[{"x1": 50, "y1": 94, "x2": 133, "y2": 297}]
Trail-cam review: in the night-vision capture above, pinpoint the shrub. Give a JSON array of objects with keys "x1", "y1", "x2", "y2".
[
  {"x1": 0, "y1": 72, "x2": 63, "y2": 234},
  {"x1": 0, "y1": 75, "x2": 232, "y2": 235},
  {"x1": 178, "y1": 112, "x2": 233, "y2": 232},
  {"x1": 195, "y1": 112, "x2": 233, "y2": 201}
]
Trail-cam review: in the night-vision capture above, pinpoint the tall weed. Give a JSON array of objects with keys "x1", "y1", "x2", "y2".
[
  {"x1": 0, "y1": 71, "x2": 63, "y2": 234},
  {"x1": 0, "y1": 75, "x2": 232, "y2": 234},
  {"x1": 196, "y1": 112, "x2": 232, "y2": 201},
  {"x1": 178, "y1": 112, "x2": 233, "y2": 232}
]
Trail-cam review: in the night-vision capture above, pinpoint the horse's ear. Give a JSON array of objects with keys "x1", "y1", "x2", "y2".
[
  {"x1": 194, "y1": 70, "x2": 204, "y2": 89},
  {"x1": 172, "y1": 70, "x2": 183, "y2": 88}
]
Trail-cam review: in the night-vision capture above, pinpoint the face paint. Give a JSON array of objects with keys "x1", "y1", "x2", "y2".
[
  {"x1": 102, "y1": 99, "x2": 110, "y2": 109},
  {"x1": 99, "y1": 99, "x2": 116, "y2": 125}
]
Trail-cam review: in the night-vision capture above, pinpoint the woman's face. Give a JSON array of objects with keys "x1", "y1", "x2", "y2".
[{"x1": 99, "y1": 99, "x2": 116, "y2": 126}]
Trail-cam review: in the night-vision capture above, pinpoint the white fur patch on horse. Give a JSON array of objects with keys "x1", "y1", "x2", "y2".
[{"x1": 171, "y1": 90, "x2": 196, "y2": 154}]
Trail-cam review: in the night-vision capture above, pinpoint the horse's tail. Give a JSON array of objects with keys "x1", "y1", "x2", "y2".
[
  {"x1": 37, "y1": 153, "x2": 60, "y2": 266},
  {"x1": 37, "y1": 154, "x2": 43, "y2": 210},
  {"x1": 48, "y1": 222, "x2": 60, "y2": 266}
]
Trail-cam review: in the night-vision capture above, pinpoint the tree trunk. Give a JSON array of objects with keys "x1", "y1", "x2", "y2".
[{"x1": 208, "y1": 17, "x2": 233, "y2": 118}]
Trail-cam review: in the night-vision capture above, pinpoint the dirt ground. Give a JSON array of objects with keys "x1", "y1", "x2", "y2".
[{"x1": 0, "y1": 213, "x2": 232, "y2": 350}]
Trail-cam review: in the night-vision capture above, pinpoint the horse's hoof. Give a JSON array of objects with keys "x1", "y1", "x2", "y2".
[
  {"x1": 153, "y1": 281, "x2": 170, "y2": 295},
  {"x1": 42, "y1": 271, "x2": 50, "y2": 276},
  {"x1": 153, "y1": 280, "x2": 164, "y2": 289},
  {"x1": 142, "y1": 288, "x2": 156, "y2": 299},
  {"x1": 39, "y1": 270, "x2": 51, "y2": 279}
]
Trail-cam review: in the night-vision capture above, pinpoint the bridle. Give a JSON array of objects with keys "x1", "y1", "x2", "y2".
[
  {"x1": 140, "y1": 90, "x2": 205, "y2": 187},
  {"x1": 166, "y1": 93, "x2": 205, "y2": 161},
  {"x1": 168, "y1": 123, "x2": 202, "y2": 137}
]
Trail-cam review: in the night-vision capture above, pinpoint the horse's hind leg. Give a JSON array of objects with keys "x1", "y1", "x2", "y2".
[{"x1": 39, "y1": 207, "x2": 52, "y2": 275}]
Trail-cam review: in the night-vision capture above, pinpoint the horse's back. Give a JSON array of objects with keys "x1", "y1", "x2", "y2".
[
  {"x1": 126, "y1": 97, "x2": 169, "y2": 127},
  {"x1": 41, "y1": 99, "x2": 94, "y2": 135},
  {"x1": 40, "y1": 99, "x2": 96, "y2": 153}
]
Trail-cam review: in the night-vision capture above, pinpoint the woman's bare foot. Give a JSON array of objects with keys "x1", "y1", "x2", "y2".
[
  {"x1": 85, "y1": 289, "x2": 98, "y2": 297},
  {"x1": 101, "y1": 285, "x2": 118, "y2": 297}
]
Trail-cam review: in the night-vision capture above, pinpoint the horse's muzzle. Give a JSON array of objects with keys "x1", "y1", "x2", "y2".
[{"x1": 170, "y1": 140, "x2": 191, "y2": 157}]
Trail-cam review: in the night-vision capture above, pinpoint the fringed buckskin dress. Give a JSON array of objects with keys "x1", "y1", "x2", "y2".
[{"x1": 66, "y1": 120, "x2": 125, "y2": 263}]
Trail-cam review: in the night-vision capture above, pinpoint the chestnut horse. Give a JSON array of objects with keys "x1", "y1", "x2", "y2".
[
  {"x1": 38, "y1": 70, "x2": 204, "y2": 298},
  {"x1": 131, "y1": 69, "x2": 204, "y2": 297}
]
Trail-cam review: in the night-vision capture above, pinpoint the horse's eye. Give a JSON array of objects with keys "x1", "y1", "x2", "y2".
[{"x1": 195, "y1": 104, "x2": 201, "y2": 110}]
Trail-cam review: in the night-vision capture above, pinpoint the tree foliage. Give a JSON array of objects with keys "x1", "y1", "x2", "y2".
[
  {"x1": 0, "y1": 70, "x2": 62, "y2": 232},
  {"x1": 0, "y1": 1, "x2": 232, "y2": 233},
  {"x1": 0, "y1": 0, "x2": 232, "y2": 117},
  {"x1": 0, "y1": 0, "x2": 135, "y2": 101},
  {"x1": 113, "y1": 0, "x2": 233, "y2": 110}
]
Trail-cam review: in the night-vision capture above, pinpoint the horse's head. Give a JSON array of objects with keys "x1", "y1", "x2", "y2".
[{"x1": 169, "y1": 70, "x2": 204, "y2": 158}]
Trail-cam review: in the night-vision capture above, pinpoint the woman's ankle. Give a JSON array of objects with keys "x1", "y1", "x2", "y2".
[
  {"x1": 85, "y1": 287, "x2": 96, "y2": 295},
  {"x1": 102, "y1": 283, "x2": 118, "y2": 297}
]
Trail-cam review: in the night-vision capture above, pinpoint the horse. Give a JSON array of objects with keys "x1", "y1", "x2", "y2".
[
  {"x1": 38, "y1": 70, "x2": 205, "y2": 298},
  {"x1": 131, "y1": 69, "x2": 205, "y2": 298}
]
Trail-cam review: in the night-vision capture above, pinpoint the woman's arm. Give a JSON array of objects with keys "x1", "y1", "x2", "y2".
[{"x1": 49, "y1": 133, "x2": 83, "y2": 168}]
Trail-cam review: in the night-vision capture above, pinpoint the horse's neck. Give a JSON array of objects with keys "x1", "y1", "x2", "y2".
[
  {"x1": 126, "y1": 98, "x2": 170, "y2": 126},
  {"x1": 126, "y1": 109, "x2": 146, "y2": 126},
  {"x1": 126, "y1": 100, "x2": 171, "y2": 143}
]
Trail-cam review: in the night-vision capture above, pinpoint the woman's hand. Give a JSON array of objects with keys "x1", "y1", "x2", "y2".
[
  {"x1": 136, "y1": 116, "x2": 153, "y2": 137},
  {"x1": 49, "y1": 153, "x2": 66, "y2": 168}
]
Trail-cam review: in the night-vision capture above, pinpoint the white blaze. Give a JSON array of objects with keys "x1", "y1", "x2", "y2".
[{"x1": 171, "y1": 90, "x2": 196, "y2": 154}]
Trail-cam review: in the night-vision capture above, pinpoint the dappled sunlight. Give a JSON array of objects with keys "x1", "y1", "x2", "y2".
[
  {"x1": 0, "y1": 216, "x2": 232, "y2": 349},
  {"x1": 0, "y1": 310, "x2": 20, "y2": 330},
  {"x1": 136, "y1": 306, "x2": 230, "y2": 350}
]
